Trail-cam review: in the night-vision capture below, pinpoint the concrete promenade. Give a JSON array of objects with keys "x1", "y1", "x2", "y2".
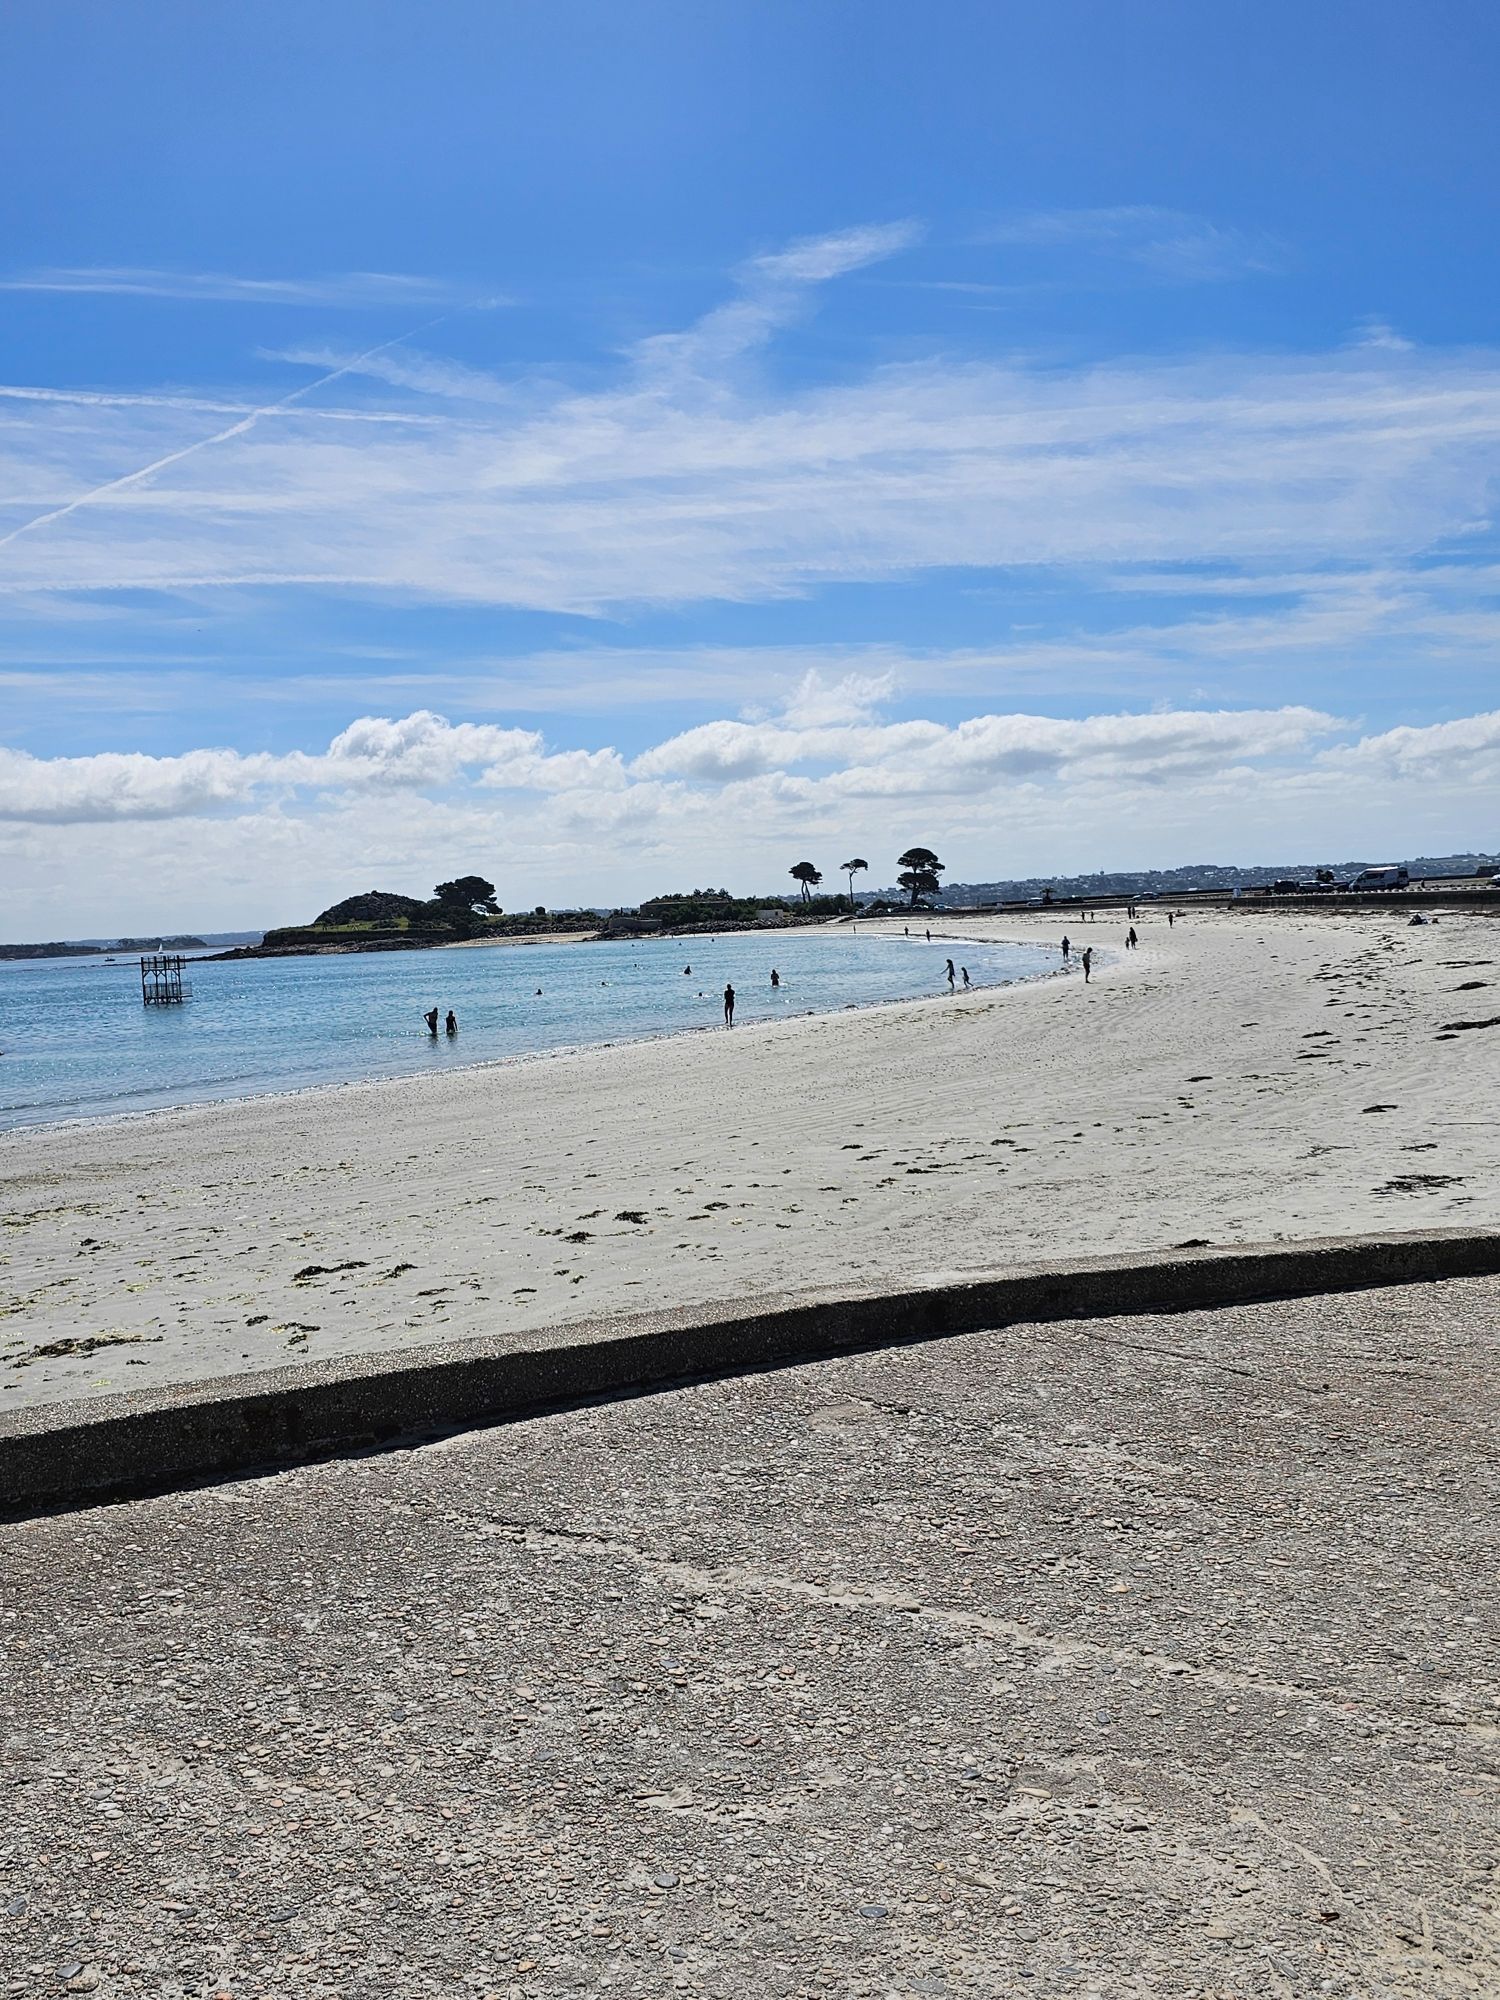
[{"x1": 2, "y1": 1275, "x2": 1496, "y2": 1998}]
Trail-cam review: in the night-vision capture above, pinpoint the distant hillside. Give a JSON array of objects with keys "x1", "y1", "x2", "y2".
[
  {"x1": 0, "y1": 933, "x2": 219, "y2": 962},
  {"x1": 868, "y1": 852, "x2": 1499, "y2": 906}
]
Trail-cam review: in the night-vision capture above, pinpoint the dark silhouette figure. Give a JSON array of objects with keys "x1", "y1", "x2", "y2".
[
  {"x1": 1082, "y1": 947, "x2": 1093, "y2": 983},
  {"x1": 770, "y1": 968, "x2": 780, "y2": 987},
  {"x1": 723, "y1": 983, "x2": 735, "y2": 1026},
  {"x1": 961, "y1": 966, "x2": 971, "y2": 988},
  {"x1": 945, "y1": 957, "x2": 956, "y2": 990},
  {"x1": 684, "y1": 965, "x2": 691, "y2": 975},
  {"x1": 1167, "y1": 911, "x2": 1176, "y2": 928},
  {"x1": 1127, "y1": 926, "x2": 1138, "y2": 950},
  {"x1": 424, "y1": 1008, "x2": 439, "y2": 1036},
  {"x1": 445, "y1": 1010, "x2": 457, "y2": 1036},
  {"x1": 925, "y1": 928, "x2": 932, "y2": 943},
  {"x1": 1061, "y1": 934, "x2": 1071, "y2": 960}
]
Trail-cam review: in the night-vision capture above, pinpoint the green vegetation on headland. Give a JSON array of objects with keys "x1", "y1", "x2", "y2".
[
  {"x1": 211, "y1": 875, "x2": 863, "y2": 958},
  {"x1": 217, "y1": 880, "x2": 595, "y2": 957}
]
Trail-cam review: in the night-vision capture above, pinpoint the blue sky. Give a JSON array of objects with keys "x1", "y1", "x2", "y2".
[{"x1": 2, "y1": 0, "x2": 1499, "y2": 931}]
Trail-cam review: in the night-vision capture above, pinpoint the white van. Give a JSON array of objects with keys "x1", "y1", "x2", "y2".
[{"x1": 1345, "y1": 865, "x2": 1410, "y2": 890}]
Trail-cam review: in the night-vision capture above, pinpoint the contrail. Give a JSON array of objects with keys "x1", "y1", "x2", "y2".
[{"x1": 0, "y1": 312, "x2": 457, "y2": 551}]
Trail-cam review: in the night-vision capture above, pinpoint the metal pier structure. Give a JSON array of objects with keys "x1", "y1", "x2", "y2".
[{"x1": 140, "y1": 954, "x2": 192, "y2": 1006}]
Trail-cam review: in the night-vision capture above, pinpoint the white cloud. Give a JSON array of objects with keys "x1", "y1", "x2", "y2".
[
  {"x1": 632, "y1": 696, "x2": 1341, "y2": 791},
  {"x1": 0, "y1": 710, "x2": 626, "y2": 824},
  {"x1": 0, "y1": 268, "x2": 467, "y2": 308},
  {"x1": 6, "y1": 675, "x2": 1478, "y2": 846},
  {"x1": 3, "y1": 686, "x2": 1496, "y2": 935},
  {"x1": 1323, "y1": 709, "x2": 1500, "y2": 780}
]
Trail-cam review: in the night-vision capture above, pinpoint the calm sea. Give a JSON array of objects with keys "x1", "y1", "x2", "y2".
[{"x1": 0, "y1": 929, "x2": 1051, "y2": 1132}]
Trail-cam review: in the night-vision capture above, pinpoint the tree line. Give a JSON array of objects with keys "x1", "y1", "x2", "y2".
[{"x1": 789, "y1": 847, "x2": 945, "y2": 908}]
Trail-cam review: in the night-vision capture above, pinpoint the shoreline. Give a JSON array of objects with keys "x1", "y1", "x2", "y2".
[
  {"x1": 4, "y1": 905, "x2": 1496, "y2": 1411},
  {"x1": 0, "y1": 925, "x2": 1061, "y2": 1140}
]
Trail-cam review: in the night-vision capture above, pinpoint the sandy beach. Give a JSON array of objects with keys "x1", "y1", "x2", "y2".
[{"x1": 3, "y1": 904, "x2": 1497, "y2": 1409}]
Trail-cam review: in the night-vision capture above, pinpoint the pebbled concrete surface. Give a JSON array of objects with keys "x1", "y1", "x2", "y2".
[{"x1": 1, "y1": 1276, "x2": 1497, "y2": 1998}]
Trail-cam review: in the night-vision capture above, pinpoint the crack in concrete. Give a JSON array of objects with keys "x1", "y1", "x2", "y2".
[{"x1": 476, "y1": 1510, "x2": 1388, "y2": 1711}]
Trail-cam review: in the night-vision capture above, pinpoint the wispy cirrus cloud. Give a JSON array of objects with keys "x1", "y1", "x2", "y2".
[
  {"x1": 979, "y1": 205, "x2": 1285, "y2": 282},
  {"x1": 634, "y1": 218, "x2": 922, "y2": 378},
  {"x1": 4, "y1": 333, "x2": 1498, "y2": 609},
  {"x1": 1, "y1": 221, "x2": 1497, "y2": 713},
  {"x1": 0, "y1": 266, "x2": 475, "y2": 308}
]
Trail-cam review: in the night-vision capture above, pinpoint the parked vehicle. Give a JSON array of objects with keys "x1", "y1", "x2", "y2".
[{"x1": 1344, "y1": 865, "x2": 1410, "y2": 891}]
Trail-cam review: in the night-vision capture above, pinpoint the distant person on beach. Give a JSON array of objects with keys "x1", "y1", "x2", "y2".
[
  {"x1": 1061, "y1": 934, "x2": 1071, "y2": 961},
  {"x1": 1082, "y1": 947, "x2": 1093, "y2": 983},
  {"x1": 723, "y1": 982, "x2": 735, "y2": 1026},
  {"x1": 925, "y1": 929, "x2": 932, "y2": 943},
  {"x1": 1167, "y1": 910, "x2": 1176, "y2": 928},
  {"x1": 904, "y1": 926, "x2": 910, "y2": 936},
  {"x1": 424, "y1": 1008, "x2": 439, "y2": 1036},
  {"x1": 770, "y1": 968, "x2": 780, "y2": 987},
  {"x1": 445, "y1": 1010, "x2": 457, "y2": 1036},
  {"x1": 1127, "y1": 926, "x2": 1138, "y2": 950},
  {"x1": 961, "y1": 966, "x2": 971, "y2": 988},
  {"x1": 945, "y1": 957, "x2": 956, "y2": 990}
]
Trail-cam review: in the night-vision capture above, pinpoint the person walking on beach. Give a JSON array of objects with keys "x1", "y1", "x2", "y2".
[
  {"x1": 1081, "y1": 946, "x2": 1092, "y2": 983},
  {"x1": 1061, "y1": 934, "x2": 1071, "y2": 961},
  {"x1": 445, "y1": 1010, "x2": 457, "y2": 1036},
  {"x1": 723, "y1": 982, "x2": 735, "y2": 1026},
  {"x1": 1127, "y1": 926, "x2": 1138, "y2": 950},
  {"x1": 1167, "y1": 910, "x2": 1176, "y2": 928},
  {"x1": 424, "y1": 1007, "x2": 439, "y2": 1036},
  {"x1": 945, "y1": 957, "x2": 956, "y2": 990},
  {"x1": 961, "y1": 966, "x2": 971, "y2": 988}
]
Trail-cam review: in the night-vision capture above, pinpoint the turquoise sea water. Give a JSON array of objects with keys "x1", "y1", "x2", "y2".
[{"x1": 0, "y1": 930, "x2": 1051, "y2": 1132}]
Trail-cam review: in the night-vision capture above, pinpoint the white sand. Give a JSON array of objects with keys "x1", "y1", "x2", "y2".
[{"x1": 3, "y1": 905, "x2": 1497, "y2": 1409}]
